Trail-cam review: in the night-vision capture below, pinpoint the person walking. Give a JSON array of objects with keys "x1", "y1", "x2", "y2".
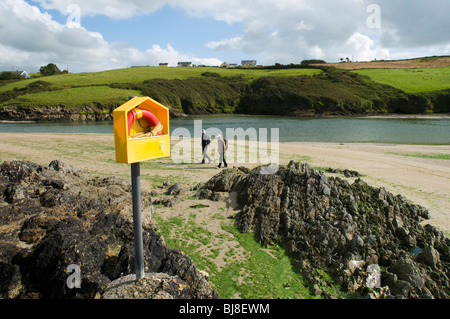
[
  {"x1": 217, "y1": 134, "x2": 228, "y2": 168},
  {"x1": 201, "y1": 129, "x2": 212, "y2": 164}
]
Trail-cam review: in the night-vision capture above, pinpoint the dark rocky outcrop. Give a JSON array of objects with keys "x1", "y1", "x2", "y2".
[
  {"x1": 0, "y1": 159, "x2": 218, "y2": 299},
  {"x1": 103, "y1": 272, "x2": 204, "y2": 299},
  {"x1": 196, "y1": 162, "x2": 449, "y2": 299}
]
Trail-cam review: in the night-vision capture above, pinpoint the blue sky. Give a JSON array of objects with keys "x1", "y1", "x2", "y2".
[
  {"x1": 1, "y1": 0, "x2": 449, "y2": 73},
  {"x1": 49, "y1": 4, "x2": 244, "y2": 61}
]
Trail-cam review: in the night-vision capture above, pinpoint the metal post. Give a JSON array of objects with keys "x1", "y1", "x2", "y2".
[{"x1": 131, "y1": 162, "x2": 145, "y2": 280}]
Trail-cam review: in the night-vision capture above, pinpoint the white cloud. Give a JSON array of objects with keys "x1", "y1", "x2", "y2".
[
  {"x1": 32, "y1": 0, "x2": 168, "y2": 19},
  {"x1": 346, "y1": 33, "x2": 374, "y2": 52},
  {"x1": 146, "y1": 44, "x2": 222, "y2": 67},
  {"x1": 2, "y1": 0, "x2": 449, "y2": 73},
  {"x1": 0, "y1": 0, "x2": 119, "y2": 71},
  {"x1": 189, "y1": 0, "x2": 371, "y2": 63},
  {"x1": 295, "y1": 21, "x2": 315, "y2": 31},
  {"x1": 309, "y1": 46, "x2": 325, "y2": 60},
  {"x1": 442, "y1": 44, "x2": 450, "y2": 55},
  {"x1": 187, "y1": 0, "x2": 450, "y2": 63},
  {"x1": 1, "y1": 0, "x2": 222, "y2": 72},
  {"x1": 205, "y1": 37, "x2": 243, "y2": 51},
  {"x1": 340, "y1": 32, "x2": 390, "y2": 62}
]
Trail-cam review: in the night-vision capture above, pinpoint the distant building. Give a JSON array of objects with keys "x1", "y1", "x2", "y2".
[
  {"x1": 159, "y1": 63, "x2": 169, "y2": 67},
  {"x1": 177, "y1": 62, "x2": 192, "y2": 67},
  {"x1": 220, "y1": 62, "x2": 238, "y2": 68},
  {"x1": 0, "y1": 70, "x2": 30, "y2": 79},
  {"x1": 18, "y1": 71, "x2": 30, "y2": 78},
  {"x1": 241, "y1": 60, "x2": 257, "y2": 67}
]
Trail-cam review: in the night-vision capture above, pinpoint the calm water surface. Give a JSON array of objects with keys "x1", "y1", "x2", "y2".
[{"x1": 0, "y1": 115, "x2": 449, "y2": 144}]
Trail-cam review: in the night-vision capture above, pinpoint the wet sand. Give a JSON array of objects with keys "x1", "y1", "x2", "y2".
[{"x1": 1, "y1": 133, "x2": 448, "y2": 234}]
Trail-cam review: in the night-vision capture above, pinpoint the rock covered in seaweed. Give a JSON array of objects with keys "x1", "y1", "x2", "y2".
[
  {"x1": 197, "y1": 161, "x2": 449, "y2": 299},
  {"x1": 0, "y1": 159, "x2": 218, "y2": 299}
]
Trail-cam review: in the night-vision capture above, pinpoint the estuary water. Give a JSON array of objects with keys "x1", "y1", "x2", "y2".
[{"x1": 0, "y1": 115, "x2": 449, "y2": 144}]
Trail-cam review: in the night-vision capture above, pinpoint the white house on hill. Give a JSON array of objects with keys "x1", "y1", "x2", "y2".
[
  {"x1": 0, "y1": 70, "x2": 30, "y2": 79},
  {"x1": 177, "y1": 62, "x2": 192, "y2": 67},
  {"x1": 241, "y1": 60, "x2": 257, "y2": 67}
]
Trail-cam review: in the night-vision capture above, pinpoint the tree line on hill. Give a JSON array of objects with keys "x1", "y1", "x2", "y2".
[
  {"x1": 0, "y1": 63, "x2": 67, "y2": 81},
  {"x1": 39, "y1": 63, "x2": 68, "y2": 76}
]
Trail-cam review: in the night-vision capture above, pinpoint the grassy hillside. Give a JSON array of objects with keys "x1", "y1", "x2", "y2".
[
  {"x1": 238, "y1": 67, "x2": 450, "y2": 115},
  {"x1": 1, "y1": 61, "x2": 449, "y2": 121},
  {"x1": 0, "y1": 67, "x2": 322, "y2": 120},
  {"x1": 0, "y1": 66, "x2": 321, "y2": 93},
  {"x1": 353, "y1": 66, "x2": 450, "y2": 93},
  {"x1": 1, "y1": 86, "x2": 142, "y2": 109}
]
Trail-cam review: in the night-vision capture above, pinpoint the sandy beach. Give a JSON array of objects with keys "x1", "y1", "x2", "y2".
[{"x1": 0, "y1": 133, "x2": 449, "y2": 234}]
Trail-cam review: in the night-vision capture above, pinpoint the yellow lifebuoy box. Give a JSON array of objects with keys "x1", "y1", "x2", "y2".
[{"x1": 113, "y1": 96, "x2": 170, "y2": 164}]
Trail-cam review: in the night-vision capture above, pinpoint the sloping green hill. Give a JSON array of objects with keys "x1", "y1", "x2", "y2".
[
  {"x1": 0, "y1": 66, "x2": 321, "y2": 93},
  {"x1": 1, "y1": 63, "x2": 449, "y2": 121},
  {"x1": 0, "y1": 67, "x2": 321, "y2": 120},
  {"x1": 353, "y1": 66, "x2": 450, "y2": 93},
  {"x1": 238, "y1": 66, "x2": 450, "y2": 115}
]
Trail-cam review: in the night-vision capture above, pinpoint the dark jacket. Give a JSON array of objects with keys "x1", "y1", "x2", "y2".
[{"x1": 202, "y1": 133, "x2": 211, "y2": 149}]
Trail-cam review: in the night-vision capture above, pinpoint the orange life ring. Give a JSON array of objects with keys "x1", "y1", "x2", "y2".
[{"x1": 127, "y1": 108, "x2": 159, "y2": 135}]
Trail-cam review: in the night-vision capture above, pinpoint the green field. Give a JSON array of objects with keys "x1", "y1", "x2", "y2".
[
  {"x1": 1, "y1": 62, "x2": 450, "y2": 117},
  {"x1": 2, "y1": 86, "x2": 142, "y2": 108},
  {"x1": 0, "y1": 66, "x2": 322, "y2": 93},
  {"x1": 0, "y1": 66, "x2": 322, "y2": 113},
  {"x1": 353, "y1": 66, "x2": 450, "y2": 93}
]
